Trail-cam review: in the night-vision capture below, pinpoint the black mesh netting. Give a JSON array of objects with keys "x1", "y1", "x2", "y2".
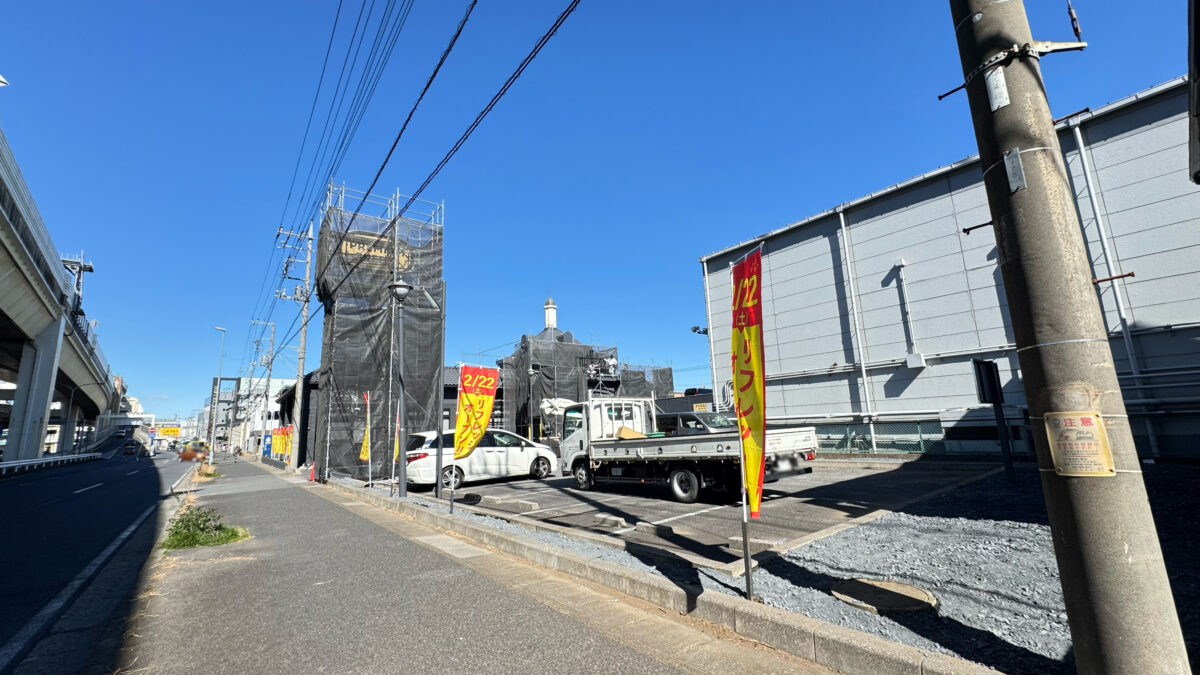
[
  {"x1": 496, "y1": 331, "x2": 674, "y2": 438},
  {"x1": 313, "y1": 206, "x2": 443, "y2": 481}
]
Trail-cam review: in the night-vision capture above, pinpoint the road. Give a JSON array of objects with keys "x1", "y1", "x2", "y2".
[{"x1": 0, "y1": 433, "x2": 193, "y2": 651}]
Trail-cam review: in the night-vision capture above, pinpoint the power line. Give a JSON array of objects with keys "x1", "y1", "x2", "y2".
[
  {"x1": 243, "y1": 0, "x2": 349, "y2": 371},
  {"x1": 325, "y1": 0, "x2": 581, "y2": 302},
  {"x1": 273, "y1": 0, "x2": 582, "y2": 374},
  {"x1": 314, "y1": 0, "x2": 479, "y2": 290}
]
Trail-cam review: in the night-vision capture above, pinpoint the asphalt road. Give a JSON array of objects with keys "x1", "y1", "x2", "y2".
[{"x1": 0, "y1": 434, "x2": 192, "y2": 650}]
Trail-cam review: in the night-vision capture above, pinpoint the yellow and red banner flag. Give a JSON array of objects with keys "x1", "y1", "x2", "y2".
[
  {"x1": 731, "y1": 246, "x2": 767, "y2": 519},
  {"x1": 454, "y1": 365, "x2": 499, "y2": 460},
  {"x1": 359, "y1": 392, "x2": 371, "y2": 462},
  {"x1": 393, "y1": 403, "x2": 402, "y2": 463}
]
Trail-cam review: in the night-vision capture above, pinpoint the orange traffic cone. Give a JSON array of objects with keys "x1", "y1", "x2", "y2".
[{"x1": 309, "y1": 463, "x2": 315, "y2": 482}]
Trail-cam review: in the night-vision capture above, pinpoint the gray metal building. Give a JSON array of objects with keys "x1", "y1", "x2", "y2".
[{"x1": 701, "y1": 78, "x2": 1200, "y2": 457}]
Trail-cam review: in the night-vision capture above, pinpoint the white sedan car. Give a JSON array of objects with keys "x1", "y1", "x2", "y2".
[{"x1": 405, "y1": 428, "x2": 557, "y2": 490}]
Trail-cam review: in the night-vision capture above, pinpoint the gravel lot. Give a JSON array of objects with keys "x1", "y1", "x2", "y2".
[{"x1": 343, "y1": 462, "x2": 1199, "y2": 674}]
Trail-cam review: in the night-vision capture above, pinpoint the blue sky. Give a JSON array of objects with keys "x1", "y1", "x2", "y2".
[{"x1": 0, "y1": 1, "x2": 1185, "y2": 419}]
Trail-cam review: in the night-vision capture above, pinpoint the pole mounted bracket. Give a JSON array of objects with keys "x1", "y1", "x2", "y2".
[{"x1": 938, "y1": 40, "x2": 1087, "y2": 100}]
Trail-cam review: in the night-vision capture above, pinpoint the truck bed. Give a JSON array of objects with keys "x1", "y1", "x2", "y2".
[{"x1": 589, "y1": 433, "x2": 744, "y2": 462}]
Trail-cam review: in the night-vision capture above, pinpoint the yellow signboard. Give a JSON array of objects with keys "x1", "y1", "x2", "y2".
[
  {"x1": 1045, "y1": 411, "x2": 1115, "y2": 477},
  {"x1": 158, "y1": 426, "x2": 181, "y2": 437}
]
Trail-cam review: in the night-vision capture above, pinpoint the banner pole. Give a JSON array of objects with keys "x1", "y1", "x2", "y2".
[
  {"x1": 738, "y1": 436, "x2": 754, "y2": 600},
  {"x1": 449, "y1": 450, "x2": 457, "y2": 515},
  {"x1": 365, "y1": 392, "x2": 372, "y2": 488}
]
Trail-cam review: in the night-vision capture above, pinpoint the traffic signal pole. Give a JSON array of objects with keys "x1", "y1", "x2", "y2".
[{"x1": 948, "y1": 1, "x2": 1189, "y2": 671}]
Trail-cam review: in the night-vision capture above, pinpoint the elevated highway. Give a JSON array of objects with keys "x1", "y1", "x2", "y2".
[{"x1": 0, "y1": 124, "x2": 114, "y2": 460}]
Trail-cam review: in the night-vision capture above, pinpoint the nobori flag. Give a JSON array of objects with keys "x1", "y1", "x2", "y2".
[
  {"x1": 730, "y1": 246, "x2": 767, "y2": 519},
  {"x1": 358, "y1": 392, "x2": 371, "y2": 462},
  {"x1": 454, "y1": 366, "x2": 499, "y2": 460}
]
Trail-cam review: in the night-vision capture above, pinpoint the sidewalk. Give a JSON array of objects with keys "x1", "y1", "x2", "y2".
[{"x1": 102, "y1": 460, "x2": 831, "y2": 674}]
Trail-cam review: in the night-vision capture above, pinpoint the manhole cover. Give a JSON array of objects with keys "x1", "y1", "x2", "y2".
[{"x1": 832, "y1": 578, "x2": 938, "y2": 615}]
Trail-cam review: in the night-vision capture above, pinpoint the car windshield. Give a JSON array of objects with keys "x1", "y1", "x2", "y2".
[{"x1": 695, "y1": 412, "x2": 736, "y2": 428}]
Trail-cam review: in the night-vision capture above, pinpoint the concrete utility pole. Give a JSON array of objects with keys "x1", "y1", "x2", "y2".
[
  {"x1": 948, "y1": 2, "x2": 1189, "y2": 672},
  {"x1": 251, "y1": 319, "x2": 275, "y2": 459},
  {"x1": 290, "y1": 221, "x2": 313, "y2": 470}
]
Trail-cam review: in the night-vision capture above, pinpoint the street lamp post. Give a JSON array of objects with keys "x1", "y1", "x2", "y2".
[
  {"x1": 528, "y1": 368, "x2": 536, "y2": 440},
  {"x1": 209, "y1": 326, "x2": 226, "y2": 466},
  {"x1": 388, "y1": 282, "x2": 411, "y2": 498}
]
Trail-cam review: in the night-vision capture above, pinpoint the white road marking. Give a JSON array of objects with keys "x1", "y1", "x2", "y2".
[
  {"x1": 125, "y1": 471, "x2": 139, "y2": 476},
  {"x1": 340, "y1": 501, "x2": 367, "y2": 506},
  {"x1": 0, "y1": 503, "x2": 157, "y2": 672},
  {"x1": 73, "y1": 483, "x2": 103, "y2": 494},
  {"x1": 522, "y1": 494, "x2": 630, "y2": 516},
  {"x1": 613, "y1": 503, "x2": 731, "y2": 535}
]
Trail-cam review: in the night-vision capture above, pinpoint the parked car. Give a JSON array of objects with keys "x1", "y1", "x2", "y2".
[{"x1": 405, "y1": 429, "x2": 556, "y2": 490}]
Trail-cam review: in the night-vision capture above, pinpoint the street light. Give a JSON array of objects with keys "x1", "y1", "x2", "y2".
[{"x1": 209, "y1": 326, "x2": 226, "y2": 466}]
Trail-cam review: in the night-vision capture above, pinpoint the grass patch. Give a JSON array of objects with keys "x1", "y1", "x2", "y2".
[
  {"x1": 194, "y1": 463, "x2": 222, "y2": 482},
  {"x1": 162, "y1": 505, "x2": 249, "y2": 550}
]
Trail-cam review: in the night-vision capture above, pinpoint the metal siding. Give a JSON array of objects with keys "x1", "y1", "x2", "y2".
[{"x1": 700, "y1": 82, "x2": 1198, "y2": 442}]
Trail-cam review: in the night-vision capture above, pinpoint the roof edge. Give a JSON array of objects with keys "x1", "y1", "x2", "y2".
[{"x1": 699, "y1": 75, "x2": 1188, "y2": 264}]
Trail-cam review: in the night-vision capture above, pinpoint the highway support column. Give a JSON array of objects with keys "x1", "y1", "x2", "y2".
[
  {"x1": 8, "y1": 316, "x2": 65, "y2": 460},
  {"x1": 949, "y1": 1, "x2": 1190, "y2": 671}
]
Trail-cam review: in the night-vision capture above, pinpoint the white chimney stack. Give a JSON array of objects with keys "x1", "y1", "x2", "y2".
[{"x1": 544, "y1": 297, "x2": 557, "y2": 330}]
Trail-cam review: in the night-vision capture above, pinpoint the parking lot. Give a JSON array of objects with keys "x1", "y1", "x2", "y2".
[{"x1": 415, "y1": 459, "x2": 1000, "y2": 572}]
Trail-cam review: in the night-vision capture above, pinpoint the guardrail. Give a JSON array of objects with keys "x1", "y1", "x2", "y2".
[{"x1": 0, "y1": 453, "x2": 101, "y2": 477}]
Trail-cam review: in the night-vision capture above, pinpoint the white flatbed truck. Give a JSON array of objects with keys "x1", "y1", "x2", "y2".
[{"x1": 559, "y1": 397, "x2": 816, "y2": 503}]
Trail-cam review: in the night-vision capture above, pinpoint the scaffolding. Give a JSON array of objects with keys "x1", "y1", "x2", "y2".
[{"x1": 313, "y1": 184, "x2": 444, "y2": 481}]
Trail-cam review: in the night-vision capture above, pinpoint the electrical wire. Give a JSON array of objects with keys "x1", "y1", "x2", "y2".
[
  {"x1": 324, "y1": 0, "x2": 582, "y2": 302},
  {"x1": 313, "y1": 0, "x2": 478, "y2": 292},
  {"x1": 266, "y1": 0, "x2": 582, "y2": 406}
]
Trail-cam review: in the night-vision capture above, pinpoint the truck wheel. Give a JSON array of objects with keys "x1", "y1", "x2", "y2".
[
  {"x1": 669, "y1": 468, "x2": 700, "y2": 503},
  {"x1": 573, "y1": 462, "x2": 594, "y2": 491}
]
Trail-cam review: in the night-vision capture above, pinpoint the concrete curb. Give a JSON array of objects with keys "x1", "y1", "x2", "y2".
[{"x1": 320, "y1": 479, "x2": 998, "y2": 675}]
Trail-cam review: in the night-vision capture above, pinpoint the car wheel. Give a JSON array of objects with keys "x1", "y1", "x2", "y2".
[
  {"x1": 669, "y1": 467, "x2": 700, "y2": 504},
  {"x1": 573, "y1": 462, "x2": 594, "y2": 491},
  {"x1": 530, "y1": 457, "x2": 552, "y2": 480},
  {"x1": 441, "y1": 466, "x2": 464, "y2": 491}
]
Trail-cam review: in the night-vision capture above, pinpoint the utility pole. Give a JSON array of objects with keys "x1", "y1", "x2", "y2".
[
  {"x1": 948, "y1": 2, "x2": 1189, "y2": 672},
  {"x1": 278, "y1": 222, "x2": 314, "y2": 470},
  {"x1": 251, "y1": 319, "x2": 275, "y2": 461}
]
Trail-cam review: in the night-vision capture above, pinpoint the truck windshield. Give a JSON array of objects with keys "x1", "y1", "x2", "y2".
[
  {"x1": 563, "y1": 409, "x2": 583, "y2": 437},
  {"x1": 695, "y1": 412, "x2": 736, "y2": 429}
]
